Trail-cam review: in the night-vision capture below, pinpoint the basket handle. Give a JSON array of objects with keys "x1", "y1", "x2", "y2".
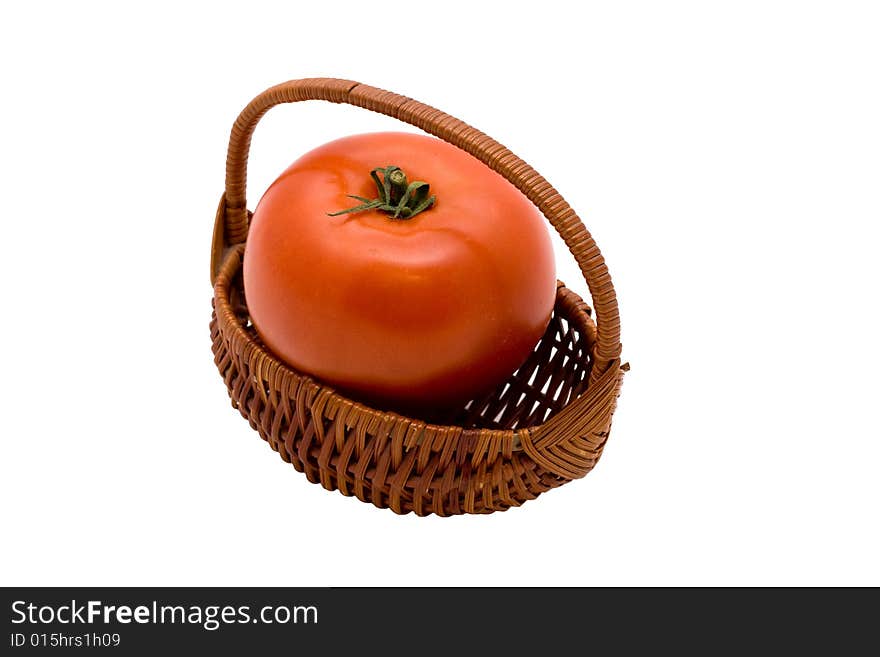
[{"x1": 213, "y1": 78, "x2": 622, "y2": 377}]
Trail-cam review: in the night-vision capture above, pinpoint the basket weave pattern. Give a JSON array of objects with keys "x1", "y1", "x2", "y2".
[{"x1": 210, "y1": 79, "x2": 626, "y2": 515}]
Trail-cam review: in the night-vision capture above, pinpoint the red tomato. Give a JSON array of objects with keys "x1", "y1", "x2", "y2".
[{"x1": 243, "y1": 132, "x2": 556, "y2": 412}]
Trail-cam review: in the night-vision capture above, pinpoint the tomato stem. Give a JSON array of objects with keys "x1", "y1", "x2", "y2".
[{"x1": 327, "y1": 166, "x2": 436, "y2": 219}]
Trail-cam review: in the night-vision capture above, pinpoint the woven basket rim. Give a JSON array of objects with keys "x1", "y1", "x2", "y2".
[{"x1": 213, "y1": 243, "x2": 601, "y2": 450}]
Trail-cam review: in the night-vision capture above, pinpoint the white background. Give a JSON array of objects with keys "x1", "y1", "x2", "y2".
[{"x1": 1, "y1": 1, "x2": 878, "y2": 586}]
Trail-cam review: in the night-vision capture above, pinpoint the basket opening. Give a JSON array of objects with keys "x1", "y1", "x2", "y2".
[{"x1": 222, "y1": 265, "x2": 596, "y2": 432}]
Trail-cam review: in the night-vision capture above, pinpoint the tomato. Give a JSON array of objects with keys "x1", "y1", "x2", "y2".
[{"x1": 243, "y1": 131, "x2": 556, "y2": 412}]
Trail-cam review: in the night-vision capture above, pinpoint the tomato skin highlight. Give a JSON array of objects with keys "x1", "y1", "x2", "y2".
[{"x1": 243, "y1": 131, "x2": 556, "y2": 411}]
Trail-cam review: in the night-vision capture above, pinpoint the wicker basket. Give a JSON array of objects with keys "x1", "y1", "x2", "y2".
[{"x1": 210, "y1": 78, "x2": 627, "y2": 516}]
